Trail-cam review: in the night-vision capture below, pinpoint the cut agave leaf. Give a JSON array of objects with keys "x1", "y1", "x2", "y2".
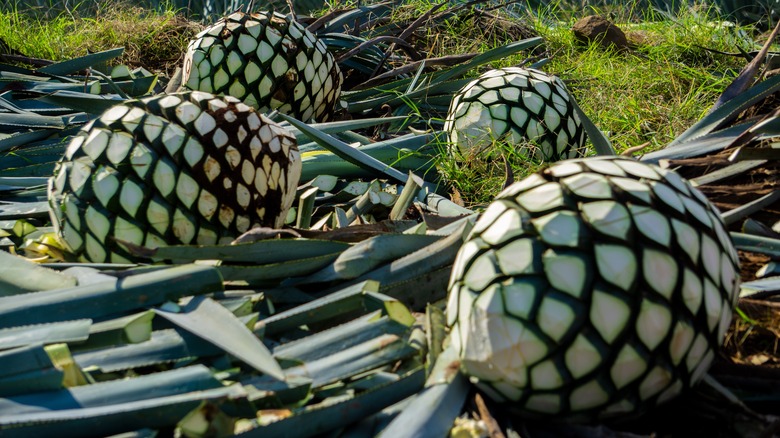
[
  {"x1": 0, "y1": 385, "x2": 247, "y2": 438},
  {"x1": 730, "y1": 232, "x2": 780, "y2": 258},
  {"x1": 641, "y1": 122, "x2": 754, "y2": 163},
  {"x1": 296, "y1": 186, "x2": 318, "y2": 230},
  {"x1": 721, "y1": 190, "x2": 780, "y2": 226},
  {"x1": 259, "y1": 331, "x2": 418, "y2": 390},
  {"x1": 0, "y1": 365, "x2": 221, "y2": 415},
  {"x1": 666, "y1": 75, "x2": 780, "y2": 148},
  {"x1": 73, "y1": 329, "x2": 220, "y2": 374},
  {"x1": 125, "y1": 238, "x2": 350, "y2": 264},
  {"x1": 0, "y1": 343, "x2": 86, "y2": 397},
  {"x1": 238, "y1": 368, "x2": 425, "y2": 438},
  {"x1": 38, "y1": 90, "x2": 128, "y2": 115},
  {"x1": 337, "y1": 395, "x2": 415, "y2": 437},
  {"x1": 0, "y1": 319, "x2": 91, "y2": 350},
  {"x1": 0, "y1": 264, "x2": 223, "y2": 329},
  {"x1": 739, "y1": 276, "x2": 780, "y2": 299},
  {"x1": 0, "y1": 177, "x2": 49, "y2": 188},
  {"x1": 216, "y1": 252, "x2": 344, "y2": 286},
  {"x1": 291, "y1": 233, "x2": 443, "y2": 284},
  {"x1": 272, "y1": 311, "x2": 401, "y2": 362},
  {"x1": 0, "y1": 200, "x2": 50, "y2": 220},
  {"x1": 342, "y1": 38, "x2": 544, "y2": 114},
  {"x1": 0, "y1": 251, "x2": 77, "y2": 297},
  {"x1": 425, "y1": 304, "x2": 447, "y2": 374},
  {"x1": 0, "y1": 130, "x2": 57, "y2": 153},
  {"x1": 389, "y1": 172, "x2": 424, "y2": 221},
  {"x1": 118, "y1": 430, "x2": 163, "y2": 438},
  {"x1": 372, "y1": 344, "x2": 469, "y2": 438},
  {"x1": 36, "y1": 48, "x2": 125, "y2": 76},
  {"x1": 709, "y1": 20, "x2": 780, "y2": 112},
  {"x1": 279, "y1": 113, "x2": 412, "y2": 184},
  {"x1": 155, "y1": 296, "x2": 284, "y2": 381},
  {"x1": 279, "y1": 116, "x2": 410, "y2": 141},
  {"x1": 345, "y1": 220, "x2": 474, "y2": 309},
  {"x1": 690, "y1": 159, "x2": 767, "y2": 187},
  {"x1": 756, "y1": 262, "x2": 780, "y2": 278},
  {"x1": 60, "y1": 266, "x2": 118, "y2": 287},
  {"x1": 254, "y1": 280, "x2": 379, "y2": 337},
  {"x1": 299, "y1": 133, "x2": 437, "y2": 182},
  {"x1": 73, "y1": 311, "x2": 156, "y2": 351},
  {"x1": 176, "y1": 401, "x2": 235, "y2": 438}
]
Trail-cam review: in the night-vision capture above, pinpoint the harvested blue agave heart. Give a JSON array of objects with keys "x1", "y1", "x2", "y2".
[
  {"x1": 48, "y1": 91, "x2": 301, "y2": 263},
  {"x1": 447, "y1": 155, "x2": 741, "y2": 421},
  {"x1": 182, "y1": 10, "x2": 343, "y2": 123},
  {"x1": 444, "y1": 67, "x2": 587, "y2": 161}
]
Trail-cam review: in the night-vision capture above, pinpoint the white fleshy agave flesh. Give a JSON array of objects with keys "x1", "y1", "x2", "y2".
[
  {"x1": 48, "y1": 91, "x2": 301, "y2": 263},
  {"x1": 446, "y1": 155, "x2": 740, "y2": 421},
  {"x1": 444, "y1": 67, "x2": 587, "y2": 161},
  {"x1": 182, "y1": 11, "x2": 343, "y2": 123}
]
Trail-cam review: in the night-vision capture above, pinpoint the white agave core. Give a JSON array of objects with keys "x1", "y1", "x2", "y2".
[
  {"x1": 446, "y1": 156, "x2": 741, "y2": 420},
  {"x1": 181, "y1": 11, "x2": 341, "y2": 123},
  {"x1": 48, "y1": 91, "x2": 301, "y2": 263},
  {"x1": 444, "y1": 67, "x2": 586, "y2": 161}
]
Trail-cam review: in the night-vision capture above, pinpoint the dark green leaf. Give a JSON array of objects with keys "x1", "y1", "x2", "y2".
[
  {"x1": 74, "y1": 311, "x2": 155, "y2": 351},
  {"x1": 666, "y1": 75, "x2": 780, "y2": 148},
  {"x1": 38, "y1": 90, "x2": 127, "y2": 115},
  {"x1": 37, "y1": 48, "x2": 125, "y2": 76}
]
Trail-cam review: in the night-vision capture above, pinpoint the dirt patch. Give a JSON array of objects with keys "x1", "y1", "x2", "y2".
[{"x1": 572, "y1": 15, "x2": 630, "y2": 52}]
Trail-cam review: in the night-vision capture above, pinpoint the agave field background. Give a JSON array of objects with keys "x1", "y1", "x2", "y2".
[{"x1": 0, "y1": 0, "x2": 779, "y2": 436}]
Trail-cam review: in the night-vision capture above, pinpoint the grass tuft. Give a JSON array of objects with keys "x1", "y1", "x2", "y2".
[{"x1": 0, "y1": 1, "x2": 200, "y2": 76}]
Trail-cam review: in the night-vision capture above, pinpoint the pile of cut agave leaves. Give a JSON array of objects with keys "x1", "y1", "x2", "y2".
[{"x1": 0, "y1": 3, "x2": 779, "y2": 437}]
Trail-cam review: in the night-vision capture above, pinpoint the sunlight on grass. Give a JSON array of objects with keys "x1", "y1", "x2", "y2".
[{"x1": 0, "y1": 2, "x2": 198, "y2": 76}]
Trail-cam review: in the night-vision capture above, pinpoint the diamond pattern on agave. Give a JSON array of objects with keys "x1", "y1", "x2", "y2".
[
  {"x1": 182, "y1": 11, "x2": 343, "y2": 122},
  {"x1": 446, "y1": 156, "x2": 740, "y2": 421},
  {"x1": 47, "y1": 91, "x2": 301, "y2": 263},
  {"x1": 444, "y1": 67, "x2": 587, "y2": 161}
]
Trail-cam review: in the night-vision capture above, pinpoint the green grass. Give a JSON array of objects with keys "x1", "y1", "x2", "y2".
[
  {"x1": 0, "y1": 2, "x2": 198, "y2": 76},
  {"x1": 0, "y1": 0, "x2": 767, "y2": 208},
  {"x1": 537, "y1": 7, "x2": 751, "y2": 150},
  {"x1": 412, "y1": 2, "x2": 760, "y2": 207}
]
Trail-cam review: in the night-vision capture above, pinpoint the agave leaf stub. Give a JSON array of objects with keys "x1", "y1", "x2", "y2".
[
  {"x1": 182, "y1": 11, "x2": 343, "y2": 123},
  {"x1": 446, "y1": 155, "x2": 740, "y2": 421},
  {"x1": 47, "y1": 91, "x2": 301, "y2": 263},
  {"x1": 444, "y1": 67, "x2": 588, "y2": 162}
]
